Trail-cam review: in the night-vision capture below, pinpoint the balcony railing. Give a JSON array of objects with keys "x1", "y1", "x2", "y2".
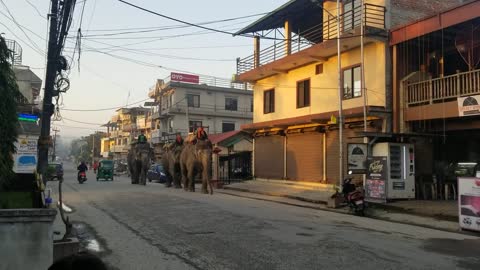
[
  {"x1": 163, "y1": 74, "x2": 253, "y2": 91},
  {"x1": 236, "y1": 3, "x2": 385, "y2": 75},
  {"x1": 405, "y1": 69, "x2": 480, "y2": 107}
]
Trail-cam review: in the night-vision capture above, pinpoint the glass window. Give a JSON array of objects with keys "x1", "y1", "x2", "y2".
[
  {"x1": 187, "y1": 94, "x2": 200, "y2": 108},
  {"x1": 225, "y1": 97, "x2": 238, "y2": 111},
  {"x1": 343, "y1": 0, "x2": 362, "y2": 32},
  {"x1": 264, "y1": 89, "x2": 275, "y2": 114},
  {"x1": 296, "y1": 79, "x2": 310, "y2": 108},
  {"x1": 222, "y1": 122, "x2": 235, "y2": 133},
  {"x1": 343, "y1": 66, "x2": 361, "y2": 99},
  {"x1": 250, "y1": 98, "x2": 253, "y2": 112},
  {"x1": 189, "y1": 120, "x2": 202, "y2": 132}
]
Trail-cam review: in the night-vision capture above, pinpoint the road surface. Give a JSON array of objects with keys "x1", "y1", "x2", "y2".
[{"x1": 53, "y1": 162, "x2": 480, "y2": 270}]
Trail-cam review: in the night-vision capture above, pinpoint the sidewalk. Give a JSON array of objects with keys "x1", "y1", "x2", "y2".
[{"x1": 220, "y1": 180, "x2": 463, "y2": 233}]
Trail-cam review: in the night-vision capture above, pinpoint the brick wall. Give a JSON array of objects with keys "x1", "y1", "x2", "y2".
[{"x1": 391, "y1": 0, "x2": 466, "y2": 28}]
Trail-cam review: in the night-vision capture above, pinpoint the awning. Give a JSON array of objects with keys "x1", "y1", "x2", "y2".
[{"x1": 235, "y1": 0, "x2": 324, "y2": 39}]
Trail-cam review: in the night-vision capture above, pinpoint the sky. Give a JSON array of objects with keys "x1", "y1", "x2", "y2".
[{"x1": 1, "y1": 0, "x2": 288, "y2": 138}]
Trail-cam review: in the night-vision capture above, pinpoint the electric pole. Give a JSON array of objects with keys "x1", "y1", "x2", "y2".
[
  {"x1": 51, "y1": 127, "x2": 60, "y2": 162},
  {"x1": 38, "y1": 0, "x2": 59, "y2": 176}
]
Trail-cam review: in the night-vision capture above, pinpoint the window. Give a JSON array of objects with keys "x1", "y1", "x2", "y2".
[
  {"x1": 263, "y1": 89, "x2": 275, "y2": 114},
  {"x1": 343, "y1": 66, "x2": 361, "y2": 99},
  {"x1": 296, "y1": 79, "x2": 310, "y2": 108},
  {"x1": 250, "y1": 98, "x2": 253, "y2": 112},
  {"x1": 225, "y1": 97, "x2": 238, "y2": 111},
  {"x1": 189, "y1": 120, "x2": 202, "y2": 132},
  {"x1": 343, "y1": 0, "x2": 361, "y2": 32},
  {"x1": 187, "y1": 94, "x2": 200, "y2": 108},
  {"x1": 222, "y1": 122, "x2": 235, "y2": 133},
  {"x1": 315, "y1": 64, "x2": 324, "y2": 75}
]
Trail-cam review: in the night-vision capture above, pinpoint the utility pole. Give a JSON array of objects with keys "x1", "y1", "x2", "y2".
[
  {"x1": 337, "y1": 0, "x2": 344, "y2": 189},
  {"x1": 38, "y1": 0, "x2": 59, "y2": 177},
  {"x1": 92, "y1": 133, "x2": 95, "y2": 163},
  {"x1": 51, "y1": 127, "x2": 60, "y2": 162}
]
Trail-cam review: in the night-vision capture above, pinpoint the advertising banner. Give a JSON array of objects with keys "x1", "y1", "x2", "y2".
[
  {"x1": 458, "y1": 95, "x2": 480, "y2": 117},
  {"x1": 347, "y1": 143, "x2": 367, "y2": 173},
  {"x1": 365, "y1": 156, "x2": 387, "y2": 203},
  {"x1": 458, "y1": 177, "x2": 480, "y2": 232},
  {"x1": 170, "y1": 72, "x2": 199, "y2": 84},
  {"x1": 13, "y1": 136, "x2": 38, "y2": 174}
]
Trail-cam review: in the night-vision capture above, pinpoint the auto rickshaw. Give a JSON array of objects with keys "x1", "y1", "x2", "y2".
[{"x1": 96, "y1": 159, "x2": 114, "y2": 181}]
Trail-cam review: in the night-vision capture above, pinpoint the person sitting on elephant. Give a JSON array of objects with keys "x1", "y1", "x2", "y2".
[
  {"x1": 137, "y1": 130, "x2": 147, "y2": 144},
  {"x1": 175, "y1": 133, "x2": 184, "y2": 146},
  {"x1": 194, "y1": 127, "x2": 208, "y2": 141}
]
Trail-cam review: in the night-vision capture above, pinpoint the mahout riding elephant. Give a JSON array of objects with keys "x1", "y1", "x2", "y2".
[
  {"x1": 128, "y1": 143, "x2": 153, "y2": 185},
  {"x1": 179, "y1": 129, "x2": 213, "y2": 194},
  {"x1": 161, "y1": 135, "x2": 184, "y2": 188}
]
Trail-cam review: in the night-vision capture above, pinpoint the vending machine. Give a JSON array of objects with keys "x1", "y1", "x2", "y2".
[{"x1": 372, "y1": 142, "x2": 415, "y2": 199}]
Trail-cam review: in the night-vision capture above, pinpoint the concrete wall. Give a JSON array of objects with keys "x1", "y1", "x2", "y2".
[
  {"x1": 0, "y1": 209, "x2": 57, "y2": 270},
  {"x1": 253, "y1": 42, "x2": 386, "y2": 123}
]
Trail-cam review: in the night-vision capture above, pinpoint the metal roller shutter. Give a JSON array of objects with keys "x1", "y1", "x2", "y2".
[
  {"x1": 287, "y1": 132, "x2": 324, "y2": 181},
  {"x1": 255, "y1": 136, "x2": 284, "y2": 179}
]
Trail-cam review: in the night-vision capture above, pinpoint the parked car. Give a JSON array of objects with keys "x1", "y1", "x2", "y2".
[
  {"x1": 147, "y1": 164, "x2": 167, "y2": 183},
  {"x1": 48, "y1": 162, "x2": 64, "y2": 181}
]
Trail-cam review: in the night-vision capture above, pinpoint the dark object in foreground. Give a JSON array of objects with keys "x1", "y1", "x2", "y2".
[{"x1": 49, "y1": 251, "x2": 107, "y2": 270}]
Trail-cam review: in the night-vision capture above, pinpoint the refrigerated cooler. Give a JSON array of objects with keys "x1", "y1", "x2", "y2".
[{"x1": 372, "y1": 142, "x2": 415, "y2": 199}]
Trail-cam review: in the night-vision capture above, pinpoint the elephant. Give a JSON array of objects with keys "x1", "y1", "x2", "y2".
[
  {"x1": 179, "y1": 133, "x2": 213, "y2": 194},
  {"x1": 161, "y1": 140, "x2": 183, "y2": 189},
  {"x1": 127, "y1": 149, "x2": 137, "y2": 184},
  {"x1": 128, "y1": 143, "x2": 153, "y2": 185}
]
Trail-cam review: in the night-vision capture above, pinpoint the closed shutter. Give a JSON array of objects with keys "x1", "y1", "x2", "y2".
[
  {"x1": 255, "y1": 136, "x2": 284, "y2": 179},
  {"x1": 287, "y1": 133, "x2": 323, "y2": 181}
]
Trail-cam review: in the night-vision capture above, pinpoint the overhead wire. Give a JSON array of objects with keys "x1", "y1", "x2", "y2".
[{"x1": 24, "y1": 0, "x2": 47, "y2": 19}]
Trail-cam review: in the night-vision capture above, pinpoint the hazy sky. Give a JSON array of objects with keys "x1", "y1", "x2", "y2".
[{"x1": 1, "y1": 0, "x2": 288, "y2": 138}]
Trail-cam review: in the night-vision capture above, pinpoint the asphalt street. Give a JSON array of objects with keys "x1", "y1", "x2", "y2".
[{"x1": 56, "y1": 162, "x2": 480, "y2": 270}]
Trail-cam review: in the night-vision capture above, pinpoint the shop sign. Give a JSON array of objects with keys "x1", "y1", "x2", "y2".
[
  {"x1": 458, "y1": 177, "x2": 480, "y2": 232},
  {"x1": 347, "y1": 143, "x2": 367, "y2": 173},
  {"x1": 365, "y1": 156, "x2": 387, "y2": 203},
  {"x1": 458, "y1": 95, "x2": 480, "y2": 116},
  {"x1": 170, "y1": 72, "x2": 199, "y2": 84},
  {"x1": 13, "y1": 135, "x2": 38, "y2": 173}
]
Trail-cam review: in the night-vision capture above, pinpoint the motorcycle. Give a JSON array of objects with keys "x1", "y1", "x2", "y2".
[
  {"x1": 78, "y1": 171, "x2": 87, "y2": 184},
  {"x1": 342, "y1": 171, "x2": 366, "y2": 216}
]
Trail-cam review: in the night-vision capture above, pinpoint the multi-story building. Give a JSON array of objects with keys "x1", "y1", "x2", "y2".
[
  {"x1": 234, "y1": 0, "x2": 463, "y2": 184},
  {"x1": 149, "y1": 72, "x2": 253, "y2": 145},
  {"x1": 391, "y1": 0, "x2": 480, "y2": 177}
]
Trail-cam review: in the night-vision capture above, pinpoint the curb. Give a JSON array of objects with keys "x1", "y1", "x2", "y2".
[
  {"x1": 223, "y1": 186, "x2": 328, "y2": 205},
  {"x1": 219, "y1": 186, "x2": 470, "y2": 235}
]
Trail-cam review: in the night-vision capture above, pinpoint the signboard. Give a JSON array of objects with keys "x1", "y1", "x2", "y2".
[
  {"x1": 458, "y1": 94, "x2": 480, "y2": 117},
  {"x1": 365, "y1": 156, "x2": 387, "y2": 203},
  {"x1": 458, "y1": 177, "x2": 480, "y2": 232},
  {"x1": 170, "y1": 72, "x2": 199, "y2": 84},
  {"x1": 347, "y1": 143, "x2": 367, "y2": 173},
  {"x1": 13, "y1": 136, "x2": 38, "y2": 173}
]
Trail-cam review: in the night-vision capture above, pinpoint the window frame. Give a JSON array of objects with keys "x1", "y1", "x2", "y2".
[
  {"x1": 186, "y1": 94, "x2": 200, "y2": 108},
  {"x1": 342, "y1": 65, "x2": 362, "y2": 100},
  {"x1": 225, "y1": 97, "x2": 238, "y2": 111},
  {"x1": 296, "y1": 78, "x2": 311, "y2": 108},
  {"x1": 222, "y1": 122, "x2": 236, "y2": 133},
  {"x1": 189, "y1": 120, "x2": 203, "y2": 132},
  {"x1": 263, "y1": 89, "x2": 275, "y2": 114}
]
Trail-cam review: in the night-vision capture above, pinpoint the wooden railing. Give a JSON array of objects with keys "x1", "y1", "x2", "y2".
[{"x1": 405, "y1": 69, "x2": 480, "y2": 106}]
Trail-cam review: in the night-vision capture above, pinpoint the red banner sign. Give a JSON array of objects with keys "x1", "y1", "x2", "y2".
[{"x1": 170, "y1": 72, "x2": 199, "y2": 84}]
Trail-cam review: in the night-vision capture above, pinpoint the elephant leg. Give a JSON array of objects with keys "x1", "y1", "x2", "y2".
[
  {"x1": 188, "y1": 170, "x2": 195, "y2": 192},
  {"x1": 180, "y1": 164, "x2": 188, "y2": 191},
  {"x1": 201, "y1": 168, "x2": 208, "y2": 194}
]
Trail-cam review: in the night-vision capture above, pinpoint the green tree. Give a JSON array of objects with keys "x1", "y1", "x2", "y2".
[{"x1": 0, "y1": 37, "x2": 21, "y2": 189}]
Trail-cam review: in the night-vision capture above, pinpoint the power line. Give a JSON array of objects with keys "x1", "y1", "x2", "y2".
[
  {"x1": 0, "y1": 21, "x2": 45, "y2": 57},
  {"x1": 24, "y1": 0, "x2": 47, "y2": 19},
  {"x1": 60, "y1": 97, "x2": 151, "y2": 112},
  {"x1": 62, "y1": 117, "x2": 105, "y2": 126}
]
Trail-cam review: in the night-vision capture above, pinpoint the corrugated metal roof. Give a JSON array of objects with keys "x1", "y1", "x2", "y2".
[
  {"x1": 209, "y1": 130, "x2": 242, "y2": 145},
  {"x1": 235, "y1": 0, "x2": 324, "y2": 37}
]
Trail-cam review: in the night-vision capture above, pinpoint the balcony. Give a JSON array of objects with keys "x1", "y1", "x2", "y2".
[
  {"x1": 160, "y1": 104, "x2": 253, "y2": 119},
  {"x1": 406, "y1": 69, "x2": 480, "y2": 107},
  {"x1": 122, "y1": 123, "x2": 137, "y2": 132},
  {"x1": 235, "y1": 3, "x2": 386, "y2": 81},
  {"x1": 403, "y1": 69, "x2": 480, "y2": 121},
  {"x1": 161, "y1": 73, "x2": 253, "y2": 91},
  {"x1": 111, "y1": 145, "x2": 127, "y2": 153}
]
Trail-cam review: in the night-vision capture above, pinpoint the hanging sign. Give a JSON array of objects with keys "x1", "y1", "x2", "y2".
[{"x1": 458, "y1": 95, "x2": 480, "y2": 117}]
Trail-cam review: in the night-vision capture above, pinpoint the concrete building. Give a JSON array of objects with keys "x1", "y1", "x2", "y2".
[
  {"x1": 234, "y1": 0, "x2": 464, "y2": 184},
  {"x1": 149, "y1": 73, "x2": 253, "y2": 145}
]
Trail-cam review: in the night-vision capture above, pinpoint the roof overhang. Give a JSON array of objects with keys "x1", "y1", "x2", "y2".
[
  {"x1": 390, "y1": 0, "x2": 480, "y2": 46},
  {"x1": 235, "y1": 0, "x2": 324, "y2": 37}
]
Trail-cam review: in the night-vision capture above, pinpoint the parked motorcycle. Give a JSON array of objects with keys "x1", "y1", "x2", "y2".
[
  {"x1": 342, "y1": 171, "x2": 366, "y2": 215},
  {"x1": 78, "y1": 171, "x2": 87, "y2": 184}
]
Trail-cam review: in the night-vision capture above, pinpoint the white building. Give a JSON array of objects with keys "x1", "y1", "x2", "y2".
[{"x1": 149, "y1": 73, "x2": 253, "y2": 143}]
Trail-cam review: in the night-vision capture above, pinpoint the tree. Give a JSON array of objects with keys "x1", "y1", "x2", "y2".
[{"x1": 0, "y1": 37, "x2": 21, "y2": 189}]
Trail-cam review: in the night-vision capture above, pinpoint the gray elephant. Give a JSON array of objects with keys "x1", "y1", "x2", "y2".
[
  {"x1": 179, "y1": 133, "x2": 213, "y2": 194},
  {"x1": 161, "y1": 137, "x2": 183, "y2": 188},
  {"x1": 128, "y1": 143, "x2": 152, "y2": 185}
]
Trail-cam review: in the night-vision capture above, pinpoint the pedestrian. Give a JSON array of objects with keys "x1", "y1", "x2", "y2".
[{"x1": 48, "y1": 251, "x2": 108, "y2": 270}]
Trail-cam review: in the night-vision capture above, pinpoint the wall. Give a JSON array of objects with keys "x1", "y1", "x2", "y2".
[{"x1": 253, "y1": 42, "x2": 386, "y2": 124}]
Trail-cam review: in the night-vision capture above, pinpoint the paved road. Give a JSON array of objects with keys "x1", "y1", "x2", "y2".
[{"x1": 55, "y1": 162, "x2": 480, "y2": 270}]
